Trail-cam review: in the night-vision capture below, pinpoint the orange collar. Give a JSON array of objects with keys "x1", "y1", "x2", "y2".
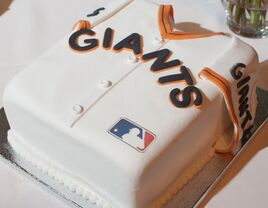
[{"x1": 158, "y1": 5, "x2": 224, "y2": 40}]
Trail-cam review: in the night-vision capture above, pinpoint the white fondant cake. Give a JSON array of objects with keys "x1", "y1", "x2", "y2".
[{"x1": 3, "y1": 0, "x2": 259, "y2": 207}]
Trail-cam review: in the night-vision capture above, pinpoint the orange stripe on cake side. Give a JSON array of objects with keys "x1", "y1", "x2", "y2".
[
  {"x1": 157, "y1": 5, "x2": 225, "y2": 40},
  {"x1": 199, "y1": 67, "x2": 240, "y2": 154}
]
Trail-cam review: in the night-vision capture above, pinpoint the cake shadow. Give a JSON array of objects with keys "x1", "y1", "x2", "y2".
[
  {"x1": 257, "y1": 60, "x2": 268, "y2": 91},
  {"x1": 202, "y1": 60, "x2": 268, "y2": 205},
  {"x1": 200, "y1": 116, "x2": 268, "y2": 207},
  {"x1": 174, "y1": 22, "x2": 215, "y2": 34},
  {"x1": 0, "y1": 0, "x2": 13, "y2": 16}
]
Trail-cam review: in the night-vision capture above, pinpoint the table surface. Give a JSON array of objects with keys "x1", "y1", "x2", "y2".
[{"x1": 0, "y1": 0, "x2": 268, "y2": 207}]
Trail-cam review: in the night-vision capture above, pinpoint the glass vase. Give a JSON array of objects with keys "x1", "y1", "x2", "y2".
[{"x1": 221, "y1": 0, "x2": 268, "y2": 38}]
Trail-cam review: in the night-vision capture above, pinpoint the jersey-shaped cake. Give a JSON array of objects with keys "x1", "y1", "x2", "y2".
[{"x1": 3, "y1": 0, "x2": 259, "y2": 207}]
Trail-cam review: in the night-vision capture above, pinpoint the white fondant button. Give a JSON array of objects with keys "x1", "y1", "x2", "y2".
[
  {"x1": 99, "y1": 79, "x2": 112, "y2": 88},
  {"x1": 127, "y1": 54, "x2": 138, "y2": 64},
  {"x1": 72, "y1": 104, "x2": 84, "y2": 114},
  {"x1": 153, "y1": 36, "x2": 165, "y2": 44}
]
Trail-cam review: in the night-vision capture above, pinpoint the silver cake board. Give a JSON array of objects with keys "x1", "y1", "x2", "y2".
[{"x1": 0, "y1": 87, "x2": 268, "y2": 208}]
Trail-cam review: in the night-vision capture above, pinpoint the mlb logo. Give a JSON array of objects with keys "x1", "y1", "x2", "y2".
[{"x1": 109, "y1": 118, "x2": 155, "y2": 152}]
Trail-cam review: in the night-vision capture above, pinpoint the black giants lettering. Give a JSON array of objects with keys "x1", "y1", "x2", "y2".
[
  {"x1": 230, "y1": 63, "x2": 254, "y2": 140},
  {"x1": 69, "y1": 27, "x2": 203, "y2": 108},
  {"x1": 170, "y1": 86, "x2": 202, "y2": 108},
  {"x1": 87, "y1": 7, "x2": 105, "y2": 17},
  {"x1": 142, "y1": 49, "x2": 181, "y2": 71},
  {"x1": 113, "y1": 33, "x2": 142, "y2": 56},
  {"x1": 142, "y1": 50, "x2": 202, "y2": 108},
  {"x1": 69, "y1": 29, "x2": 98, "y2": 52}
]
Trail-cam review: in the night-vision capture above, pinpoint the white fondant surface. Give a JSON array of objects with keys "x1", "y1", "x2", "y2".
[{"x1": 1, "y1": 0, "x2": 264, "y2": 208}]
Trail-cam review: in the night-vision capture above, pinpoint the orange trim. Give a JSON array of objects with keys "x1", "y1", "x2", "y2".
[
  {"x1": 72, "y1": 20, "x2": 91, "y2": 31},
  {"x1": 199, "y1": 68, "x2": 240, "y2": 153},
  {"x1": 158, "y1": 5, "x2": 225, "y2": 40}
]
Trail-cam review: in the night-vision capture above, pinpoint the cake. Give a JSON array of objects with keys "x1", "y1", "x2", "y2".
[{"x1": 3, "y1": 0, "x2": 259, "y2": 207}]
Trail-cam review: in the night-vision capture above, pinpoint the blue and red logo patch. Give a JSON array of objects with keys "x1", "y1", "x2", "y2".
[{"x1": 109, "y1": 118, "x2": 155, "y2": 152}]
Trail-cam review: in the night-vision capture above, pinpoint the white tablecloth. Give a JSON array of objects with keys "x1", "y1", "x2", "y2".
[{"x1": 0, "y1": 0, "x2": 267, "y2": 207}]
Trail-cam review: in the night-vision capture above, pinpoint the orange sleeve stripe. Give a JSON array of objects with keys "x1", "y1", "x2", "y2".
[
  {"x1": 158, "y1": 5, "x2": 167, "y2": 37},
  {"x1": 163, "y1": 5, "x2": 173, "y2": 33},
  {"x1": 72, "y1": 20, "x2": 91, "y2": 31},
  {"x1": 166, "y1": 32, "x2": 225, "y2": 40},
  {"x1": 199, "y1": 68, "x2": 240, "y2": 153},
  {"x1": 158, "y1": 5, "x2": 225, "y2": 40}
]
